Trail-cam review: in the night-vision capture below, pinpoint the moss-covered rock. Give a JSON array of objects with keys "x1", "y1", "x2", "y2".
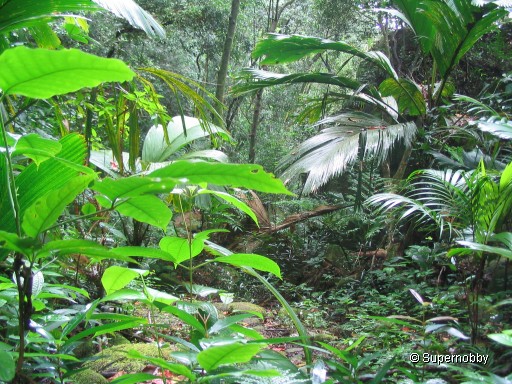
[
  {"x1": 68, "y1": 368, "x2": 108, "y2": 384},
  {"x1": 84, "y1": 343, "x2": 176, "y2": 374}
]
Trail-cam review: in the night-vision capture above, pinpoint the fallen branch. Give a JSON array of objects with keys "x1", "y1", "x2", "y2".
[{"x1": 262, "y1": 204, "x2": 352, "y2": 233}]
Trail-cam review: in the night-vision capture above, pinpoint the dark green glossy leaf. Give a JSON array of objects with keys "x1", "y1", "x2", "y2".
[
  {"x1": 379, "y1": 78, "x2": 426, "y2": 116},
  {"x1": 252, "y1": 34, "x2": 396, "y2": 78}
]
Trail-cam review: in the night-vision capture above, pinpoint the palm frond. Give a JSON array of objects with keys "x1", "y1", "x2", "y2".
[
  {"x1": 251, "y1": 33, "x2": 397, "y2": 79},
  {"x1": 92, "y1": 0, "x2": 165, "y2": 38},
  {"x1": 278, "y1": 112, "x2": 416, "y2": 194}
]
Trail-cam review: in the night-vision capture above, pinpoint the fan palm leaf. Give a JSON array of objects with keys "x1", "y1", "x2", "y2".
[{"x1": 278, "y1": 112, "x2": 416, "y2": 194}]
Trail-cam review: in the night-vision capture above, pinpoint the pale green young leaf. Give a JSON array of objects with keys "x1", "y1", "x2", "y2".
[
  {"x1": 22, "y1": 174, "x2": 95, "y2": 237},
  {"x1": 0, "y1": 47, "x2": 134, "y2": 98},
  {"x1": 149, "y1": 161, "x2": 292, "y2": 195},
  {"x1": 12, "y1": 134, "x2": 62, "y2": 166},
  {"x1": 214, "y1": 254, "x2": 281, "y2": 279},
  {"x1": 159, "y1": 236, "x2": 204, "y2": 266},
  {"x1": 101, "y1": 266, "x2": 148, "y2": 295},
  {"x1": 197, "y1": 343, "x2": 263, "y2": 371}
]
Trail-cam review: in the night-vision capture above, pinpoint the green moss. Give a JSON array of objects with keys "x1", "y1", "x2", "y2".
[
  {"x1": 228, "y1": 302, "x2": 266, "y2": 315},
  {"x1": 84, "y1": 343, "x2": 176, "y2": 374},
  {"x1": 68, "y1": 368, "x2": 108, "y2": 384}
]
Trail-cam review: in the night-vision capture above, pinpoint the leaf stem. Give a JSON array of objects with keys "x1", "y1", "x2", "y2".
[{"x1": 0, "y1": 95, "x2": 22, "y2": 236}]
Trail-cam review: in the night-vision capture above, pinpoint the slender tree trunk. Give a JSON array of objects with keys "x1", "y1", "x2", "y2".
[
  {"x1": 215, "y1": 0, "x2": 241, "y2": 124},
  {"x1": 248, "y1": 89, "x2": 263, "y2": 163}
]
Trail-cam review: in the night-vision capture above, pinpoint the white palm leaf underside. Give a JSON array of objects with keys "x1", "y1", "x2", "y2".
[
  {"x1": 93, "y1": 0, "x2": 166, "y2": 37},
  {"x1": 279, "y1": 112, "x2": 416, "y2": 194}
]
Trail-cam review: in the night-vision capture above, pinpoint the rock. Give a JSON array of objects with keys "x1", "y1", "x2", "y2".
[
  {"x1": 68, "y1": 368, "x2": 108, "y2": 384},
  {"x1": 84, "y1": 342, "x2": 176, "y2": 375}
]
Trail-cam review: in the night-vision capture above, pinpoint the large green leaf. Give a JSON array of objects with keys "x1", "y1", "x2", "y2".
[
  {"x1": 234, "y1": 69, "x2": 379, "y2": 99},
  {"x1": 252, "y1": 34, "x2": 397, "y2": 78},
  {"x1": 126, "y1": 351, "x2": 196, "y2": 380},
  {"x1": 0, "y1": 231, "x2": 39, "y2": 255},
  {"x1": 379, "y1": 78, "x2": 426, "y2": 116},
  {"x1": 106, "y1": 195, "x2": 172, "y2": 231},
  {"x1": 214, "y1": 254, "x2": 281, "y2": 279},
  {"x1": 12, "y1": 133, "x2": 62, "y2": 166},
  {"x1": 22, "y1": 173, "x2": 95, "y2": 237},
  {"x1": 0, "y1": 134, "x2": 88, "y2": 239},
  {"x1": 159, "y1": 236, "x2": 203, "y2": 266},
  {"x1": 92, "y1": 177, "x2": 178, "y2": 202},
  {"x1": 101, "y1": 266, "x2": 148, "y2": 295},
  {"x1": 110, "y1": 246, "x2": 175, "y2": 262},
  {"x1": 0, "y1": 350, "x2": 15, "y2": 382},
  {"x1": 0, "y1": 46, "x2": 134, "y2": 98},
  {"x1": 197, "y1": 189, "x2": 258, "y2": 225},
  {"x1": 0, "y1": 0, "x2": 164, "y2": 39},
  {"x1": 39, "y1": 239, "x2": 133, "y2": 262},
  {"x1": 149, "y1": 161, "x2": 292, "y2": 195},
  {"x1": 197, "y1": 343, "x2": 264, "y2": 371}
]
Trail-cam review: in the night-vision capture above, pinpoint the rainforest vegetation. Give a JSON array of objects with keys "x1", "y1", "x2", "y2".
[{"x1": 0, "y1": 0, "x2": 511, "y2": 383}]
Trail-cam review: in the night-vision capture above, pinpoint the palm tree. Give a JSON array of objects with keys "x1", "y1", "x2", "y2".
[
  {"x1": 234, "y1": 0, "x2": 507, "y2": 193},
  {"x1": 366, "y1": 162, "x2": 512, "y2": 341}
]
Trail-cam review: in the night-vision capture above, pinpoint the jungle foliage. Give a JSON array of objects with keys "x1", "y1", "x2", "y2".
[{"x1": 0, "y1": 0, "x2": 511, "y2": 383}]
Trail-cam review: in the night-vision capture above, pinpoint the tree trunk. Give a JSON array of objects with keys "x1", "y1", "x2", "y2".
[
  {"x1": 215, "y1": 0, "x2": 241, "y2": 123},
  {"x1": 248, "y1": 89, "x2": 263, "y2": 163}
]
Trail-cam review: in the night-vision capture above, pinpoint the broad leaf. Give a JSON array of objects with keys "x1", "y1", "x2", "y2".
[
  {"x1": 197, "y1": 189, "x2": 258, "y2": 225},
  {"x1": 450, "y1": 241, "x2": 512, "y2": 259},
  {"x1": 488, "y1": 332, "x2": 512, "y2": 347},
  {"x1": 109, "y1": 374, "x2": 158, "y2": 384},
  {"x1": 197, "y1": 343, "x2": 264, "y2": 371},
  {"x1": 0, "y1": 134, "x2": 88, "y2": 242},
  {"x1": 101, "y1": 266, "x2": 148, "y2": 295},
  {"x1": 149, "y1": 161, "x2": 292, "y2": 195},
  {"x1": 39, "y1": 239, "x2": 132, "y2": 262},
  {"x1": 12, "y1": 134, "x2": 62, "y2": 166},
  {"x1": 109, "y1": 195, "x2": 172, "y2": 231},
  {"x1": 0, "y1": 350, "x2": 15, "y2": 382},
  {"x1": 126, "y1": 351, "x2": 196, "y2": 380},
  {"x1": 22, "y1": 174, "x2": 95, "y2": 237},
  {"x1": 144, "y1": 287, "x2": 178, "y2": 305},
  {"x1": 0, "y1": 231, "x2": 39, "y2": 255},
  {"x1": 209, "y1": 313, "x2": 258, "y2": 334},
  {"x1": 214, "y1": 254, "x2": 281, "y2": 279},
  {"x1": 0, "y1": 47, "x2": 134, "y2": 98},
  {"x1": 252, "y1": 34, "x2": 397, "y2": 78},
  {"x1": 92, "y1": 177, "x2": 178, "y2": 202},
  {"x1": 160, "y1": 305, "x2": 206, "y2": 334},
  {"x1": 159, "y1": 236, "x2": 204, "y2": 266},
  {"x1": 110, "y1": 246, "x2": 175, "y2": 262},
  {"x1": 379, "y1": 78, "x2": 426, "y2": 116}
]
